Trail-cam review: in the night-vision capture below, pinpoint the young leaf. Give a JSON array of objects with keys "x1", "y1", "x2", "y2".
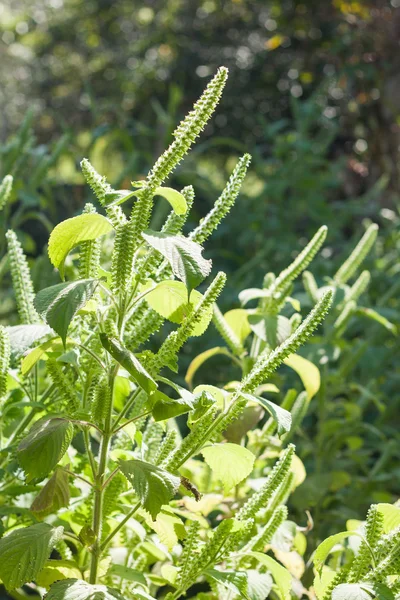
[
  {"x1": 36, "y1": 560, "x2": 82, "y2": 589},
  {"x1": 153, "y1": 187, "x2": 188, "y2": 215},
  {"x1": 0, "y1": 523, "x2": 63, "y2": 590},
  {"x1": 248, "y1": 552, "x2": 292, "y2": 600},
  {"x1": 17, "y1": 417, "x2": 74, "y2": 481},
  {"x1": 283, "y1": 353, "x2": 321, "y2": 399},
  {"x1": 119, "y1": 459, "x2": 180, "y2": 519},
  {"x1": 34, "y1": 280, "x2": 99, "y2": 345},
  {"x1": 201, "y1": 443, "x2": 255, "y2": 492},
  {"x1": 100, "y1": 334, "x2": 157, "y2": 394},
  {"x1": 313, "y1": 531, "x2": 357, "y2": 572},
  {"x1": 31, "y1": 467, "x2": 70, "y2": 516},
  {"x1": 48, "y1": 213, "x2": 113, "y2": 278},
  {"x1": 144, "y1": 280, "x2": 213, "y2": 336},
  {"x1": 7, "y1": 324, "x2": 53, "y2": 360},
  {"x1": 142, "y1": 506, "x2": 186, "y2": 550},
  {"x1": 46, "y1": 579, "x2": 125, "y2": 600},
  {"x1": 142, "y1": 230, "x2": 212, "y2": 295},
  {"x1": 240, "y1": 393, "x2": 292, "y2": 434}
]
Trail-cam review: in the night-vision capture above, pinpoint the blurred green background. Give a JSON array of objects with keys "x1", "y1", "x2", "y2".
[{"x1": 1, "y1": 0, "x2": 400, "y2": 548}]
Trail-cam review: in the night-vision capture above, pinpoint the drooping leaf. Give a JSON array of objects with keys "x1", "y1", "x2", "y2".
[
  {"x1": 31, "y1": 467, "x2": 70, "y2": 517},
  {"x1": 48, "y1": 213, "x2": 113, "y2": 278},
  {"x1": 36, "y1": 560, "x2": 82, "y2": 589},
  {"x1": 142, "y1": 506, "x2": 186, "y2": 550},
  {"x1": 144, "y1": 280, "x2": 213, "y2": 336},
  {"x1": 7, "y1": 324, "x2": 53, "y2": 360},
  {"x1": 100, "y1": 334, "x2": 157, "y2": 394},
  {"x1": 201, "y1": 443, "x2": 255, "y2": 492},
  {"x1": 185, "y1": 346, "x2": 232, "y2": 388},
  {"x1": 313, "y1": 566, "x2": 336, "y2": 600},
  {"x1": 17, "y1": 418, "x2": 74, "y2": 482},
  {"x1": 224, "y1": 309, "x2": 251, "y2": 343},
  {"x1": 46, "y1": 579, "x2": 126, "y2": 600},
  {"x1": 249, "y1": 552, "x2": 292, "y2": 600},
  {"x1": 119, "y1": 459, "x2": 180, "y2": 519},
  {"x1": 153, "y1": 187, "x2": 188, "y2": 215},
  {"x1": 356, "y1": 307, "x2": 397, "y2": 335},
  {"x1": 284, "y1": 353, "x2": 321, "y2": 399},
  {"x1": 240, "y1": 393, "x2": 292, "y2": 434},
  {"x1": 239, "y1": 288, "x2": 269, "y2": 306},
  {"x1": 314, "y1": 531, "x2": 357, "y2": 572},
  {"x1": 142, "y1": 230, "x2": 212, "y2": 295},
  {"x1": 34, "y1": 280, "x2": 99, "y2": 345},
  {"x1": 0, "y1": 523, "x2": 63, "y2": 590},
  {"x1": 21, "y1": 337, "x2": 75, "y2": 375},
  {"x1": 248, "y1": 314, "x2": 291, "y2": 347}
]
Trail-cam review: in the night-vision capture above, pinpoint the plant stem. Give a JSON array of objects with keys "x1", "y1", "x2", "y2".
[{"x1": 99, "y1": 501, "x2": 140, "y2": 552}]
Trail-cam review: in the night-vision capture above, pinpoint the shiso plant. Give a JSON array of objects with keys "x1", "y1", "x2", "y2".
[{"x1": 0, "y1": 67, "x2": 396, "y2": 600}]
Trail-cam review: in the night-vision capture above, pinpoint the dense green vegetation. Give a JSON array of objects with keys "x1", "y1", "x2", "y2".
[{"x1": 0, "y1": 2, "x2": 399, "y2": 599}]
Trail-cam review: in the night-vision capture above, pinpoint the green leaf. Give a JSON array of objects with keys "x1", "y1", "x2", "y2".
[
  {"x1": 357, "y1": 307, "x2": 397, "y2": 335},
  {"x1": 142, "y1": 230, "x2": 212, "y2": 295},
  {"x1": 376, "y1": 503, "x2": 400, "y2": 533},
  {"x1": 185, "y1": 346, "x2": 232, "y2": 388},
  {"x1": 46, "y1": 579, "x2": 125, "y2": 600},
  {"x1": 284, "y1": 353, "x2": 321, "y2": 399},
  {"x1": 144, "y1": 280, "x2": 213, "y2": 336},
  {"x1": 21, "y1": 337, "x2": 75, "y2": 375},
  {"x1": 332, "y1": 583, "x2": 394, "y2": 600},
  {"x1": 108, "y1": 564, "x2": 147, "y2": 587},
  {"x1": 142, "y1": 506, "x2": 186, "y2": 550},
  {"x1": 314, "y1": 531, "x2": 356, "y2": 572},
  {"x1": 248, "y1": 552, "x2": 292, "y2": 600},
  {"x1": 240, "y1": 393, "x2": 292, "y2": 434},
  {"x1": 0, "y1": 523, "x2": 63, "y2": 590},
  {"x1": 313, "y1": 566, "x2": 336, "y2": 600},
  {"x1": 245, "y1": 571, "x2": 273, "y2": 600},
  {"x1": 48, "y1": 213, "x2": 113, "y2": 278},
  {"x1": 17, "y1": 417, "x2": 74, "y2": 482},
  {"x1": 119, "y1": 459, "x2": 180, "y2": 519},
  {"x1": 100, "y1": 334, "x2": 157, "y2": 394},
  {"x1": 201, "y1": 443, "x2": 255, "y2": 492},
  {"x1": 34, "y1": 279, "x2": 99, "y2": 346},
  {"x1": 36, "y1": 560, "x2": 82, "y2": 589},
  {"x1": 238, "y1": 288, "x2": 269, "y2": 306},
  {"x1": 154, "y1": 187, "x2": 188, "y2": 215},
  {"x1": 7, "y1": 324, "x2": 53, "y2": 360},
  {"x1": 206, "y1": 569, "x2": 250, "y2": 599},
  {"x1": 248, "y1": 314, "x2": 291, "y2": 347},
  {"x1": 31, "y1": 467, "x2": 70, "y2": 517},
  {"x1": 224, "y1": 309, "x2": 251, "y2": 343},
  {"x1": 151, "y1": 390, "x2": 194, "y2": 422}
]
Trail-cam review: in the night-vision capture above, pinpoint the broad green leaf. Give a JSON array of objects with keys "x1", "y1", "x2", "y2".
[
  {"x1": 224, "y1": 309, "x2": 251, "y2": 343},
  {"x1": 17, "y1": 417, "x2": 74, "y2": 482},
  {"x1": 21, "y1": 337, "x2": 75, "y2": 375},
  {"x1": 46, "y1": 579, "x2": 125, "y2": 600},
  {"x1": 284, "y1": 353, "x2": 320, "y2": 399},
  {"x1": 240, "y1": 392, "x2": 292, "y2": 434},
  {"x1": 151, "y1": 390, "x2": 194, "y2": 422},
  {"x1": 376, "y1": 503, "x2": 400, "y2": 533},
  {"x1": 119, "y1": 459, "x2": 180, "y2": 519},
  {"x1": 249, "y1": 552, "x2": 292, "y2": 600},
  {"x1": 185, "y1": 346, "x2": 232, "y2": 388},
  {"x1": 248, "y1": 314, "x2": 291, "y2": 347},
  {"x1": 36, "y1": 560, "x2": 82, "y2": 589},
  {"x1": 34, "y1": 279, "x2": 99, "y2": 346},
  {"x1": 332, "y1": 583, "x2": 394, "y2": 600},
  {"x1": 7, "y1": 324, "x2": 53, "y2": 360},
  {"x1": 143, "y1": 506, "x2": 186, "y2": 550},
  {"x1": 31, "y1": 467, "x2": 70, "y2": 517},
  {"x1": 0, "y1": 523, "x2": 63, "y2": 590},
  {"x1": 313, "y1": 567, "x2": 336, "y2": 600},
  {"x1": 48, "y1": 213, "x2": 113, "y2": 278},
  {"x1": 100, "y1": 334, "x2": 157, "y2": 394},
  {"x1": 246, "y1": 571, "x2": 274, "y2": 600},
  {"x1": 314, "y1": 531, "x2": 357, "y2": 572},
  {"x1": 144, "y1": 280, "x2": 212, "y2": 336},
  {"x1": 206, "y1": 569, "x2": 250, "y2": 599},
  {"x1": 142, "y1": 230, "x2": 212, "y2": 295},
  {"x1": 201, "y1": 443, "x2": 255, "y2": 492}
]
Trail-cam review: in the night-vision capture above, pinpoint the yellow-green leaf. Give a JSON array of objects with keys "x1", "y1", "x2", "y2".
[
  {"x1": 36, "y1": 560, "x2": 81, "y2": 589},
  {"x1": 224, "y1": 309, "x2": 251, "y2": 343},
  {"x1": 154, "y1": 187, "x2": 187, "y2": 215},
  {"x1": 201, "y1": 443, "x2": 255, "y2": 492},
  {"x1": 185, "y1": 347, "x2": 232, "y2": 388},
  {"x1": 48, "y1": 213, "x2": 113, "y2": 278},
  {"x1": 284, "y1": 353, "x2": 320, "y2": 399}
]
